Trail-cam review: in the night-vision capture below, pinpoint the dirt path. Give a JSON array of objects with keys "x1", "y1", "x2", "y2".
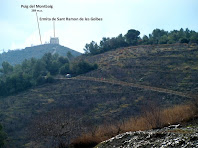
[{"x1": 56, "y1": 76, "x2": 196, "y2": 99}]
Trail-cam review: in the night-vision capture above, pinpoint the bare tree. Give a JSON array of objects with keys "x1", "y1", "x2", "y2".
[
  {"x1": 141, "y1": 101, "x2": 162, "y2": 129},
  {"x1": 28, "y1": 109, "x2": 83, "y2": 148}
]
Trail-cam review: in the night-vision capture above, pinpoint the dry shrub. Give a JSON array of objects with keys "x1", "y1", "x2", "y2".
[
  {"x1": 161, "y1": 104, "x2": 196, "y2": 125},
  {"x1": 71, "y1": 133, "x2": 101, "y2": 148},
  {"x1": 191, "y1": 97, "x2": 198, "y2": 115},
  {"x1": 71, "y1": 124, "x2": 119, "y2": 148},
  {"x1": 71, "y1": 103, "x2": 197, "y2": 147},
  {"x1": 141, "y1": 102, "x2": 162, "y2": 129},
  {"x1": 121, "y1": 117, "x2": 148, "y2": 132},
  {"x1": 121, "y1": 103, "x2": 197, "y2": 133}
]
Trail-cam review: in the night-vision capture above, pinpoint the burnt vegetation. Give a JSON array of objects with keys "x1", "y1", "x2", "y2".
[{"x1": 0, "y1": 28, "x2": 198, "y2": 147}]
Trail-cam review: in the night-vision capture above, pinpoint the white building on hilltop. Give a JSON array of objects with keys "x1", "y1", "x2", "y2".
[
  {"x1": 50, "y1": 21, "x2": 59, "y2": 44},
  {"x1": 50, "y1": 37, "x2": 59, "y2": 44}
]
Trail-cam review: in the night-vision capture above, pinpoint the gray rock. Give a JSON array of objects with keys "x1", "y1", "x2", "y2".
[{"x1": 95, "y1": 126, "x2": 198, "y2": 148}]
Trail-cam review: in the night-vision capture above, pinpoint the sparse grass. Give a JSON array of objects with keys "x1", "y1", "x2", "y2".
[{"x1": 71, "y1": 103, "x2": 198, "y2": 148}]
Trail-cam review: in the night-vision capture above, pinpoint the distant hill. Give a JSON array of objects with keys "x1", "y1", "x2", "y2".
[{"x1": 0, "y1": 44, "x2": 81, "y2": 67}]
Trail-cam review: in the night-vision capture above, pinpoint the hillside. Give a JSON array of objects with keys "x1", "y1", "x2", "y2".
[
  {"x1": 0, "y1": 44, "x2": 81, "y2": 67},
  {"x1": 0, "y1": 43, "x2": 198, "y2": 147},
  {"x1": 82, "y1": 43, "x2": 198, "y2": 95}
]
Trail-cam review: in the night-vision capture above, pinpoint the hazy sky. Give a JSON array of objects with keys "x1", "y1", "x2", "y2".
[{"x1": 0, "y1": 0, "x2": 198, "y2": 53}]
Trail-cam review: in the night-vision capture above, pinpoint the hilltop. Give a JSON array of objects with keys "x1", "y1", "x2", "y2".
[
  {"x1": 0, "y1": 43, "x2": 198, "y2": 147},
  {"x1": 0, "y1": 44, "x2": 81, "y2": 67}
]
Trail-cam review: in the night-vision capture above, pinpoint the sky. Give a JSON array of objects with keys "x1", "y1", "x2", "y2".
[{"x1": 0, "y1": 0, "x2": 198, "y2": 53}]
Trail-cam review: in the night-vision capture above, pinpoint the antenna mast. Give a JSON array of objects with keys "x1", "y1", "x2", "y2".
[
  {"x1": 36, "y1": 12, "x2": 42, "y2": 44},
  {"x1": 53, "y1": 21, "x2": 55, "y2": 37}
]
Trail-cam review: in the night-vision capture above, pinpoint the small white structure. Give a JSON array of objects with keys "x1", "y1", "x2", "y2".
[
  {"x1": 65, "y1": 74, "x2": 71, "y2": 78},
  {"x1": 50, "y1": 37, "x2": 59, "y2": 44}
]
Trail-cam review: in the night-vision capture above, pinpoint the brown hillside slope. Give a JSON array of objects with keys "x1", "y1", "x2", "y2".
[
  {"x1": 80, "y1": 43, "x2": 198, "y2": 95},
  {"x1": 0, "y1": 43, "x2": 198, "y2": 147},
  {"x1": 0, "y1": 79, "x2": 190, "y2": 147},
  {"x1": 69, "y1": 76, "x2": 194, "y2": 99}
]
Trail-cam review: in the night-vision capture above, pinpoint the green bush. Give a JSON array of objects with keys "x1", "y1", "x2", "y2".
[{"x1": 71, "y1": 60, "x2": 98, "y2": 75}]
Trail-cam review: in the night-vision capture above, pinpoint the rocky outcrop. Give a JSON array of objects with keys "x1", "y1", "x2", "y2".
[{"x1": 96, "y1": 125, "x2": 198, "y2": 148}]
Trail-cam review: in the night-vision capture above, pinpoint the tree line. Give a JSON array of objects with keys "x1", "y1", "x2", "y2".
[
  {"x1": 84, "y1": 28, "x2": 198, "y2": 55},
  {"x1": 0, "y1": 53, "x2": 97, "y2": 97}
]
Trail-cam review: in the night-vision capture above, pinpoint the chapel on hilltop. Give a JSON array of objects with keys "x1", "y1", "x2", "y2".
[
  {"x1": 50, "y1": 37, "x2": 59, "y2": 44},
  {"x1": 50, "y1": 21, "x2": 59, "y2": 44}
]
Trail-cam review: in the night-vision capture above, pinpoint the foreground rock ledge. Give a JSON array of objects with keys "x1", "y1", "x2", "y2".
[{"x1": 95, "y1": 126, "x2": 198, "y2": 148}]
